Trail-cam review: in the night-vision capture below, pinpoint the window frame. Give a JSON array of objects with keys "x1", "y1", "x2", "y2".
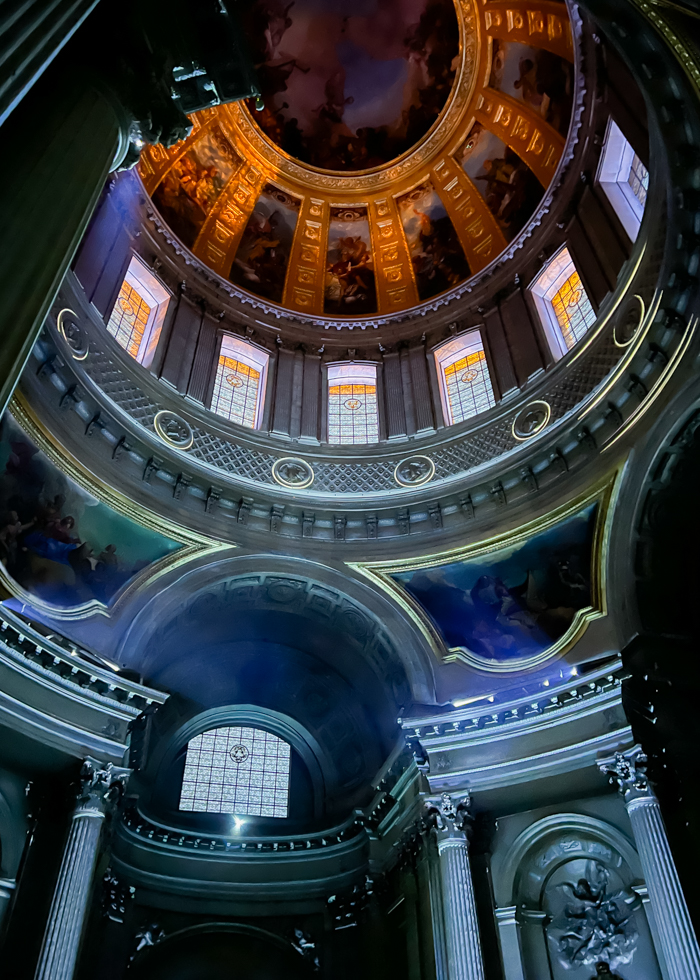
[
  {"x1": 326, "y1": 361, "x2": 381, "y2": 446},
  {"x1": 208, "y1": 333, "x2": 270, "y2": 430},
  {"x1": 529, "y1": 245, "x2": 597, "y2": 361},
  {"x1": 106, "y1": 254, "x2": 171, "y2": 367},
  {"x1": 596, "y1": 117, "x2": 648, "y2": 242},
  {"x1": 179, "y1": 725, "x2": 291, "y2": 818},
  {"x1": 433, "y1": 329, "x2": 496, "y2": 427}
]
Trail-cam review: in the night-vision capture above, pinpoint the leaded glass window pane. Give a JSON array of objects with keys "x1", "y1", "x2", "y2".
[
  {"x1": 550, "y1": 270, "x2": 596, "y2": 350},
  {"x1": 179, "y1": 726, "x2": 291, "y2": 818},
  {"x1": 211, "y1": 356, "x2": 261, "y2": 428},
  {"x1": 328, "y1": 383, "x2": 379, "y2": 445},
  {"x1": 107, "y1": 282, "x2": 151, "y2": 359},
  {"x1": 443, "y1": 348, "x2": 495, "y2": 425},
  {"x1": 435, "y1": 331, "x2": 495, "y2": 427},
  {"x1": 627, "y1": 153, "x2": 649, "y2": 207}
]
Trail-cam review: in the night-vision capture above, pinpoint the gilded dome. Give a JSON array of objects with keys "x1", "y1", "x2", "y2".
[{"x1": 139, "y1": 0, "x2": 575, "y2": 321}]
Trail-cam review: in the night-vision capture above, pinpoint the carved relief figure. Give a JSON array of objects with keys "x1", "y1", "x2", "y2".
[
  {"x1": 547, "y1": 861, "x2": 639, "y2": 971},
  {"x1": 324, "y1": 208, "x2": 377, "y2": 314},
  {"x1": 230, "y1": 185, "x2": 301, "y2": 303},
  {"x1": 242, "y1": 0, "x2": 460, "y2": 170}
]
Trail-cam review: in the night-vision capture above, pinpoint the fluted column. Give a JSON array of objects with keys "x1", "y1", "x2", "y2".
[
  {"x1": 600, "y1": 746, "x2": 700, "y2": 980},
  {"x1": 426, "y1": 793, "x2": 486, "y2": 980},
  {"x1": 34, "y1": 759, "x2": 130, "y2": 980}
]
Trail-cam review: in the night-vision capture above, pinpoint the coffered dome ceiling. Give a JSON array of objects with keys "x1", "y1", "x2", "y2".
[{"x1": 139, "y1": 0, "x2": 575, "y2": 321}]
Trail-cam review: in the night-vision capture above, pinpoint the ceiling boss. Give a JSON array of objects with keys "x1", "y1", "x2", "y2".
[{"x1": 139, "y1": 0, "x2": 573, "y2": 320}]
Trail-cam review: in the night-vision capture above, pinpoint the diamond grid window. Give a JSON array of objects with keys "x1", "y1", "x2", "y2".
[
  {"x1": 179, "y1": 726, "x2": 291, "y2": 818},
  {"x1": 106, "y1": 255, "x2": 170, "y2": 366},
  {"x1": 327, "y1": 362, "x2": 380, "y2": 445},
  {"x1": 530, "y1": 246, "x2": 596, "y2": 360},
  {"x1": 435, "y1": 332, "x2": 495, "y2": 426},
  {"x1": 209, "y1": 335, "x2": 269, "y2": 429},
  {"x1": 596, "y1": 117, "x2": 649, "y2": 241}
]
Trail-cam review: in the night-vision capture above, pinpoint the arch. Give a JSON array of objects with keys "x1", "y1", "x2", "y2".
[
  {"x1": 498, "y1": 812, "x2": 640, "y2": 910},
  {"x1": 127, "y1": 922, "x2": 315, "y2": 979}
]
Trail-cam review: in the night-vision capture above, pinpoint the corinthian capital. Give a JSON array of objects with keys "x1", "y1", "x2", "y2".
[
  {"x1": 599, "y1": 746, "x2": 652, "y2": 801},
  {"x1": 424, "y1": 792, "x2": 473, "y2": 840},
  {"x1": 76, "y1": 758, "x2": 132, "y2": 815}
]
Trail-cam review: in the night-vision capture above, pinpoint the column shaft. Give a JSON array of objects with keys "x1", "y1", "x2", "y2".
[
  {"x1": 34, "y1": 810, "x2": 104, "y2": 980},
  {"x1": 427, "y1": 843, "x2": 449, "y2": 980},
  {"x1": 0, "y1": 60, "x2": 122, "y2": 415},
  {"x1": 438, "y1": 838, "x2": 486, "y2": 980},
  {"x1": 627, "y1": 796, "x2": 700, "y2": 980}
]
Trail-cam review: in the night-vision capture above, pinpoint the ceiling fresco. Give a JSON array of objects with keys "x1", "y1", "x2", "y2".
[
  {"x1": 242, "y1": 0, "x2": 460, "y2": 171},
  {"x1": 139, "y1": 0, "x2": 574, "y2": 319},
  {"x1": 0, "y1": 414, "x2": 182, "y2": 611},
  {"x1": 390, "y1": 503, "x2": 597, "y2": 669}
]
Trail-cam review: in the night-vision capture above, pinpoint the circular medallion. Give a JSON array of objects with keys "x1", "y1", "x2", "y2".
[
  {"x1": 56, "y1": 308, "x2": 89, "y2": 360},
  {"x1": 344, "y1": 398, "x2": 362, "y2": 411},
  {"x1": 460, "y1": 369, "x2": 478, "y2": 384},
  {"x1": 614, "y1": 294, "x2": 646, "y2": 348},
  {"x1": 272, "y1": 456, "x2": 315, "y2": 489},
  {"x1": 227, "y1": 373, "x2": 244, "y2": 388},
  {"x1": 394, "y1": 455, "x2": 436, "y2": 487},
  {"x1": 229, "y1": 744, "x2": 249, "y2": 764},
  {"x1": 153, "y1": 410, "x2": 194, "y2": 450},
  {"x1": 512, "y1": 400, "x2": 551, "y2": 441}
]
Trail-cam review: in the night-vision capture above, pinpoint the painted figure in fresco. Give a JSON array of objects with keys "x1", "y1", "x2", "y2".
[
  {"x1": 152, "y1": 128, "x2": 239, "y2": 248},
  {"x1": 393, "y1": 505, "x2": 595, "y2": 662},
  {"x1": 408, "y1": 208, "x2": 469, "y2": 300},
  {"x1": 514, "y1": 57, "x2": 551, "y2": 116},
  {"x1": 325, "y1": 235, "x2": 376, "y2": 313},
  {"x1": 0, "y1": 420, "x2": 178, "y2": 607},
  {"x1": 242, "y1": 0, "x2": 460, "y2": 171},
  {"x1": 231, "y1": 209, "x2": 289, "y2": 301}
]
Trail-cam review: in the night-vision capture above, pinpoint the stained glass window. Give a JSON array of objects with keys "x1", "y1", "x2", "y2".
[
  {"x1": 435, "y1": 332, "x2": 495, "y2": 426},
  {"x1": 107, "y1": 282, "x2": 151, "y2": 359},
  {"x1": 596, "y1": 117, "x2": 649, "y2": 241},
  {"x1": 327, "y1": 363, "x2": 380, "y2": 445},
  {"x1": 530, "y1": 247, "x2": 596, "y2": 359},
  {"x1": 211, "y1": 357, "x2": 261, "y2": 428},
  {"x1": 550, "y1": 270, "x2": 596, "y2": 350},
  {"x1": 209, "y1": 335, "x2": 269, "y2": 429},
  {"x1": 106, "y1": 255, "x2": 170, "y2": 366},
  {"x1": 179, "y1": 726, "x2": 291, "y2": 818},
  {"x1": 627, "y1": 154, "x2": 649, "y2": 207}
]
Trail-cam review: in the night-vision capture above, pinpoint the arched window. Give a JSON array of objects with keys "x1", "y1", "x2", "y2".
[
  {"x1": 596, "y1": 117, "x2": 649, "y2": 241},
  {"x1": 210, "y1": 335, "x2": 269, "y2": 429},
  {"x1": 530, "y1": 246, "x2": 596, "y2": 360},
  {"x1": 434, "y1": 331, "x2": 495, "y2": 426},
  {"x1": 327, "y1": 362, "x2": 380, "y2": 445},
  {"x1": 106, "y1": 255, "x2": 170, "y2": 366},
  {"x1": 179, "y1": 726, "x2": 291, "y2": 817}
]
